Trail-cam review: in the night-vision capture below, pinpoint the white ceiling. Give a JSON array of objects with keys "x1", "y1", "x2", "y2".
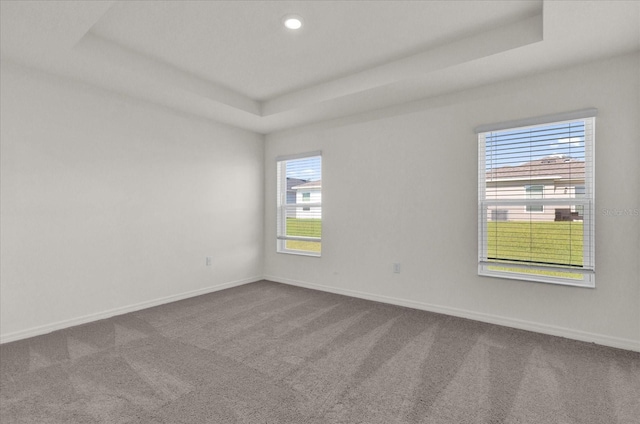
[{"x1": 1, "y1": 1, "x2": 639, "y2": 134}]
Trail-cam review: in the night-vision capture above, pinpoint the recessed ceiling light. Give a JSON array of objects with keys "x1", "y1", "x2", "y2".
[{"x1": 283, "y1": 15, "x2": 303, "y2": 30}]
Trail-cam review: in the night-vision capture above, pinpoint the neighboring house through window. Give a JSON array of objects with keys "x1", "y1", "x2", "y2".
[
  {"x1": 477, "y1": 110, "x2": 596, "y2": 287},
  {"x1": 276, "y1": 152, "x2": 322, "y2": 256}
]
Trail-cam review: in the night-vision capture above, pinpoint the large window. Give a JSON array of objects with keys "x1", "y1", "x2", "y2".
[
  {"x1": 276, "y1": 152, "x2": 322, "y2": 256},
  {"x1": 477, "y1": 110, "x2": 595, "y2": 287}
]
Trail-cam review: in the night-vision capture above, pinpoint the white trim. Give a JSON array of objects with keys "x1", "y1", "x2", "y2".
[
  {"x1": 478, "y1": 265, "x2": 595, "y2": 288},
  {"x1": 4, "y1": 275, "x2": 636, "y2": 352},
  {"x1": 276, "y1": 249, "x2": 321, "y2": 257},
  {"x1": 478, "y1": 261, "x2": 595, "y2": 276},
  {"x1": 277, "y1": 235, "x2": 321, "y2": 242},
  {"x1": 292, "y1": 185, "x2": 321, "y2": 190},
  {"x1": 0, "y1": 276, "x2": 262, "y2": 345},
  {"x1": 265, "y1": 275, "x2": 639, "y2": 353},
  {"x1": 474, "y1": 108, "x2": 598, "y2": 133}
]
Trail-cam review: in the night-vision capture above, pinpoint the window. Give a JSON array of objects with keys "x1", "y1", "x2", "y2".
[
  {"x1": 276, "y1": 152, "x2": 322, "y2": 256},
  {"x1": 302, "y1": 192, "x2": 311, "y2": 211},
  {"x1": 477, "y1": 109, "x2": 595, "y2": 287},
  {"x1": 525, "y1": 185, "x2": 544, "y2": 212},
  {"x1": 574, "y1": 185, "x2": 585, "y2": 216}
]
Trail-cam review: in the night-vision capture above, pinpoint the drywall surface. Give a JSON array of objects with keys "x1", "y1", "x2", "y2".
[
  {"x1": 0, "y1": 63, "x2": 264, "y2": 341},
  {"x1": 264, "y1": 52, "x2": 640, "y2": 350}
]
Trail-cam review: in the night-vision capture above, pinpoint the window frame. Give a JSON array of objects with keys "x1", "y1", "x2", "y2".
[
  {"x1": 276, "y1": 152, "x2": 322, "y2": 257},
  {"x1": 477, "y1": 110, "x2": 596, "y2": 288}
]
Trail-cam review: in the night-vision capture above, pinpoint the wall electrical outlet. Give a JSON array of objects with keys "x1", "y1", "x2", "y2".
[
  {"x1": 206, "y1": 256, "x2": 213, "y2": 266},
  {"x1": 393, "y1": 263, "x2": 401, "y2": 273}
]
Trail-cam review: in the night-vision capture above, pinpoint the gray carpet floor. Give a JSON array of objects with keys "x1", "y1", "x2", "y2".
[{"x1": 1, "y1": 280, "x2": 639, "y2": 424}]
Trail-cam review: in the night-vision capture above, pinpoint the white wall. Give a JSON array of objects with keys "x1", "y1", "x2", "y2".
[
  {"x1": 2, "y1": 53, "x2": 638, "y2": 351},
  {"x1": 0, "y1": 63, "x2": 264, "y2": 342},
  {"x1": 264, "y1": 52, "x2": 640, "y2": 351}
]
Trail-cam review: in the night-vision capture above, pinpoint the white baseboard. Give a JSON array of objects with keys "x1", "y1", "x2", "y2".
[
  {"x1": 265, "y1": 275, "x2": 640, "y2": 353},
  {"x1": 5, "y1": 274, "x2": 638, "y2": 353},
  {"x1": 0, "y1": 276, "x2": 263, "y2": 344}
]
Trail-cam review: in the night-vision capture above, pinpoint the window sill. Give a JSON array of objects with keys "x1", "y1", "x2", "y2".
[
  {"x1": 277, "y1": 249, "x2": 321, "y2": 258},
  {"x1": 478, "y1": 266, "x2": 595, "y2": 288}
]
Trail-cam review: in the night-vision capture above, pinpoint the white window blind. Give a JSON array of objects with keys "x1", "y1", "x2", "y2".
[
  {"x1": 477, "y1": 113, "x2": 595, "y2": 287},
  {"x1": 276, "y1": 153, "x2": 322, "y2": 256}
]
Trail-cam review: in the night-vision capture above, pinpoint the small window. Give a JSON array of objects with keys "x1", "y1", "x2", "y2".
[
  {"x1": 302, "y1": 192, "x2": 311, "y2": 210},
  {"x1": 276, "y1": 153, "x2": 322, "y2": 256},
  {"x1": 477, "y1": 111, "x2": 595, "y2": 287},
  {"x1": 574, "y1": 185, "x2": 586, "y2": 216},
  {"x1": 525, "y1": 185, "x2": 544, "y2": 212}
]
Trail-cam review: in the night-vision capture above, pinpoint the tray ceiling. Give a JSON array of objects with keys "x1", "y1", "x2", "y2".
[{"x1": 1, "y1": 1, "x2": 638, "y2": 133}]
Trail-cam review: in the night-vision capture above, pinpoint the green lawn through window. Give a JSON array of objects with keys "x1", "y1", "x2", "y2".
[
  {"x1": 486, "y1": 221, "x2": 584, "y2": 280},
  {"x1": 285, "y1": 218, "x2": 321, "y2": 253}
]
